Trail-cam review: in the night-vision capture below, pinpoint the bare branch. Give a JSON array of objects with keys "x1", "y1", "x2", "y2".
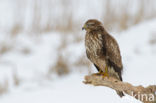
[{"x1": 83, "y1": 74, "x2": 156, "y2": 103}]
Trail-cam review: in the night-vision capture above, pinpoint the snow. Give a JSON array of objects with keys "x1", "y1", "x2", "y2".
[
  {"x1": 119, "y1": 20, "x2": 156, "y2": 86},
  {"x1": 0, "y1": 0, "x2": 156, "y2": 102},
  {"x1": 0, "y1": 19, "x2": 156, "y2": 103},
  {"x1": 0, "y1": 73, "x2": 143, "y2": 103}
]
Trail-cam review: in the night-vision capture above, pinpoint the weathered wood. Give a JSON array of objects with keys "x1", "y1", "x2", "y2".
[{"x1": 83, "y1": 74, "x2": 156, "y2": 103}]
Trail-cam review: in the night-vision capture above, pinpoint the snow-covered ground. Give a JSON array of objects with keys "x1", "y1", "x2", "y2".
[
  {"x1": 0, "y1": 74, "x2": 142, "y2": 103},
  {"x1": 0, "y1": 18, "x2": 156, "y2": 103}
]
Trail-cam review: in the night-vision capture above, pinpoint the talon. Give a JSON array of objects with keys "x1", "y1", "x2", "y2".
[
  {"x1": 102, "y1": 66, "x2": 109, "y2": 78},
  {"x1": 102, "y1": 72, "x2": 109, "y2": 78},
  {"x1": 92, "y1": 66, "x2": 109, "y2": 78}
]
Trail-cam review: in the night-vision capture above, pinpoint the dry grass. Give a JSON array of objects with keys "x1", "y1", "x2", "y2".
[
  {"x1": 0, "y1": 43, "x2": 12, "y2": 55},
  {"x1": 49, "y1": 55, "x2": 70, "y2": 76},
  {"x1": 48, "y1": 35, "x2": 70, "y2": 76},
  {"x1": 0, "y1": 80, "x2": 8, "y2": 95},
  {"x1": 8, "y1": 0, "x2": 156, "y2": 33},
  {"x1": 13, "y1": 71, "x2": 20, "y2": 86},
  {"x1": 0, "y1": 71, "x2": 20, "y2": 95},
  {"x1": 21, "y1": 48, "x2": 31, "y2": 55},
  {"x1": 102, "y1": 0, "x2": 156, "y2": 32},
  {"x1": 10, "y1": 23, "x2": 23, "y2": 37},
  {"x1": 74, "y1": 55, "x2": 92, "y2": 73},
  {"x1": 149, "y1": 32, "x2": 156, "y2": 45}
]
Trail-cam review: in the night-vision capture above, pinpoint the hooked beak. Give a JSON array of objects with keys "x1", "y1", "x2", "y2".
[{"x1": 82, "y1": 24, "x2": 87, "y2": 30}]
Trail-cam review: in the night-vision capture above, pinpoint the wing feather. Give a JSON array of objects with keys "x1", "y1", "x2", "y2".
[{"x1": 104, "y1": 34, "x2": 123, "y2": 69}]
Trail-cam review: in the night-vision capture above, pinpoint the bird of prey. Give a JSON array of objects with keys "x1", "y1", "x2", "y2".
[{"x1": 82, "y1": 19, "x2": 124, "y2": 97}]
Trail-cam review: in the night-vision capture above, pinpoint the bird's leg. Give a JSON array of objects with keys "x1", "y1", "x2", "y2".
[{"x1": 102, "y1": 66, "x2": 109, "y2": 78}]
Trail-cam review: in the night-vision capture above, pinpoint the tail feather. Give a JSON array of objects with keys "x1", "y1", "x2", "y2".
[
  {"x1": 116, "y1": 90, "x2": 124, "y2": 97},
  {"x1": 115, "y1": 75, "x2": 124, "y2": 97},
  {"x1": 114, "y1": 67, "x2": 124, "y2": 97},
  {"x1": 107, "y1": 61, "x2": 124, "y2": 97}
]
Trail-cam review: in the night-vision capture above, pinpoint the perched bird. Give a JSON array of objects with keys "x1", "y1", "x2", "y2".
[{"x1": 82, "y1": 19, "x2": 124, "y2": 97}]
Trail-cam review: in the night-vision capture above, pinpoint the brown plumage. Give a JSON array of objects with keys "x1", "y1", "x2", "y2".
[{"x1": 82, "y1": 19, "x2": 124, "y2": 97}]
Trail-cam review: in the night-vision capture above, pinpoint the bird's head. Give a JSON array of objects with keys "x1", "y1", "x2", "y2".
[{"x1": 82, "y1": 19, "x2": 103, "y2": 32}]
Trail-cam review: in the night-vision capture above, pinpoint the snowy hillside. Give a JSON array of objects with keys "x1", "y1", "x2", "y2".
[{"x1": 0, "y1": 18, "x2": 156, "y2": 103}]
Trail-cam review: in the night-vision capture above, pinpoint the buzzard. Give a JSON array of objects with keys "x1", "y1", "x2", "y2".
[{"x1": 82, "y1": 19, "x2": 124, "y2": 97}]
